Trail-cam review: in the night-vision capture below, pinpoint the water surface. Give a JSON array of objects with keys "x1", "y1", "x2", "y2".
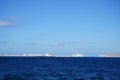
[{"x1": 0, "y1": 57, "x2": 119, "y2": 80}]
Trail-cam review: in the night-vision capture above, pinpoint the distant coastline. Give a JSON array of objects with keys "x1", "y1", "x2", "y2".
[
  {"x1": 99, "y1": 53, "x2": 120, "y2": 57},
  {"x1": 0, "y1": 53, "x2": 120, "y2": 57},
  {"x1": 0, "y1": 53, "x2": 84, "y2": 57}
]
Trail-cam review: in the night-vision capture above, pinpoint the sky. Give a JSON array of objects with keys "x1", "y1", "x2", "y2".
[{"x1": 0, "y1": 0, "x2": 120, "y2": 56}]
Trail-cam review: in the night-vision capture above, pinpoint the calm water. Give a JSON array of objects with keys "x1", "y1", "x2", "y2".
[{"x1": 0, "y1": 57, "x2": 119, "y2": 80}]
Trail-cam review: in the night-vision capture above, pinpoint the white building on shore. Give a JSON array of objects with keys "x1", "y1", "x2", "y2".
[{"x1": 71, "y1": 53, "x2": 84, "y2": 57}]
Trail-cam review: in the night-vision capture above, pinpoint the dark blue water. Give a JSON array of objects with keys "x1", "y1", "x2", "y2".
[{"x1": 0, "y1": 57, "x2": 120, "y2": 80}]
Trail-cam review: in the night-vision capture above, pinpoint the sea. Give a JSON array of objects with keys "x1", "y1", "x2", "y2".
[{"x1": 0, "y1": 57, "x2": 119, "y2": 80}]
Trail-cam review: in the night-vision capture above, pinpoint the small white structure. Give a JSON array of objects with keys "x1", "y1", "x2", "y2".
[
  {"x1": 71, "y1": 53, "x2": 84, "y2": 57},
  {"x1": 41, "y1": 53, "x2": 53, "y2": 57},
  {"x1": 23, "y1": 54, "x2": 42, "y2": 57}
]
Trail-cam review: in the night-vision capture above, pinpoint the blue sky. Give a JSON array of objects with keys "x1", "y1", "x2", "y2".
[{"x1": 0, "y1": 0, "x2": 120, "y2": 56}]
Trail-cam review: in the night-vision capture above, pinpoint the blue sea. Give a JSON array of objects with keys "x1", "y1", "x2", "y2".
[{"x1": 0, "y1": 57, "x2": 119, "y2": 80}]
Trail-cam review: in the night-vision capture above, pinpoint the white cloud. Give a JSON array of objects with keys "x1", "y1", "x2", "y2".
[
  {"x1": 51, "y1": 40, "x2": 94, "y2": 47},
  {"x1": 0, "y1": 20, "x2": 13, "y2": 26}
]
